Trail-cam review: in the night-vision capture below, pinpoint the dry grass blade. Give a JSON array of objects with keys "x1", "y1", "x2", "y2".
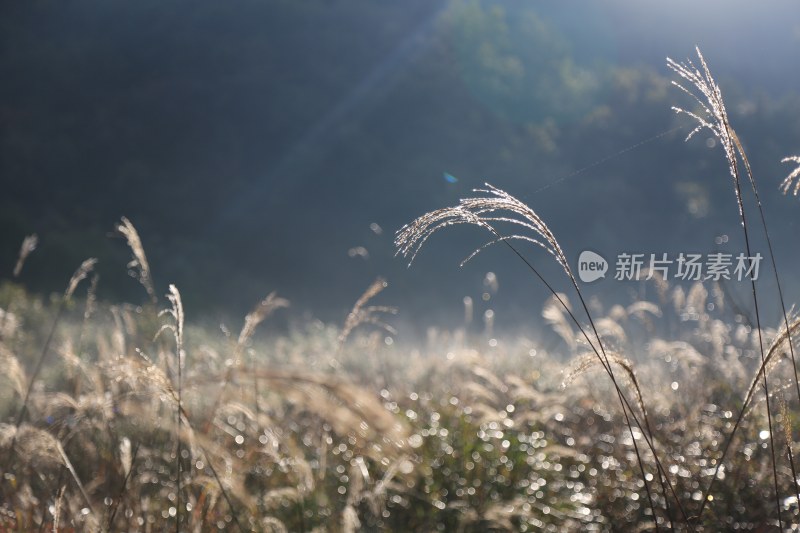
[
  {"x1": 339, "y1": 277, "x2": 397, "y2": 346},
  {"x1": 65, "y1": 258, "x2": 98, "y2": 300},
  {"x1": 237, "y1": 291, "x2": 288, "y2": 422},
  {"x1": 543, "y1": 293, "x2": 576, "y2": 351},
  {"x1": 53, "y1": 484, "x2": 65, "y2": 533},
  {"x1": 780, "y1": 156, "x2": 800, "y2": 196},
  {"x1": 563, "y1": 352, "x2": 646, "y2": 417},
  {"x1": 741, "y1": 315, "x2": 800, "y2": 419},
  {"x1": 200, "y1": 368, "x2": 412, "y2": 450},
  {"x1": 237, "y1": 292, "x2": 289, "y2": 350},
  {"x1": 158, "y1": 285, "x2": 184, "y2": 351},
  {"x1": 158, "y1": 284, "x2": 185, "y2": 532},
  {"x1": 13, "y1": 234, "x2": 37, "y2": 278},
  {"x1": 779, "y1": 392, "x2": 800, "y2": 506},
  {"x1": 205, "y1": 292, "x2": 288, "y2": 434},
  {"x1": 116, "y1": 216, "x2": 157, "y2": 303},
  {"x1": 107, "y1": 440, "x2": 140, "y2": 532}
]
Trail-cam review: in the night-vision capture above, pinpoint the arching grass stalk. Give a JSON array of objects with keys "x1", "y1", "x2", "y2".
[
  {"x1": 156, "y1": 287, "x2": 249, "y2": 532},
  {"x1": 396, "y1": 185, "x2": 692, "y2": 529},
  {"x1": 493, "y1": 228, "x2": 680, "y2": 530}
]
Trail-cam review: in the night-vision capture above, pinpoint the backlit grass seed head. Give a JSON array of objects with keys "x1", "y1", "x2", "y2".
[
  {"x1": 562, "y1": 352, "x2": 647, "y2": 429},
  {"x1": 395, "y1": 184, "x2": 569, "y2": 276},
  {"x1": 238, "y1": 292, "x2": 289, "y2": 349},
  {"x1": 339, "y1": 277, "x2": 397, "y2": 346},
  {"x1": 780, "y1": 156, "x2": 800, "y2": 196},
  {"x1": 157, "y1": 284, "x2": 184, "y2": 356},
  {"x1": 13, "y1": 234, "x2": 37, "y2": 278},
  {"x1": 667, "y1": 48, "x2": 734, "y2": 166},
  {"x1": 117, "y1": 216, "x2": 157, "y2": 303},
  {"x1": 65, "y1": 258, "x2": 98, "y2": 300},
  {"x1": 668, "y1": 47, "x2": 746, "y2": 215}
]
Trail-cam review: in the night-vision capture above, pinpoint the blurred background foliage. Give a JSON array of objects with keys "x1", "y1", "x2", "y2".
[{"x1": 1, "y1": 0, "x2": 799, "y2": 328}]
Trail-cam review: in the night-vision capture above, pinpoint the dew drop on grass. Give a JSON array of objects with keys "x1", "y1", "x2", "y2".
[{"x1": 399, "y1": 459, "x2": 414, "y2": 474}]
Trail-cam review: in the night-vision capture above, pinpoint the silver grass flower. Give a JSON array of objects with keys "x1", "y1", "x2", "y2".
[
  {"x1": 13, "y1": 234, "x2": 37, "y2": 278},
  {"x1": 780, "y1": 155, "x2": 800, "y2": 196},
  {"x1": 395, "y1": 183, "x2": 569, "y2": 276},
  {"x1": 117, "y1": 216, "x2": 157, "y2": 303},
  {"x1": 667, "y1": 47, "x2": 744, "y2": 215}
]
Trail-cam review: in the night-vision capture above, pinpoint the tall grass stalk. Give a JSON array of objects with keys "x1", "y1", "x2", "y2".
[
  {"x1": 158, "y1": 285, "x2": 185, "y2": 532},
  {"x1": 668, "y1": 47, "x2": 796, "y2": 525},
  {"x1": 155, "y1": 286, "x2": 248, "y2": 532}
]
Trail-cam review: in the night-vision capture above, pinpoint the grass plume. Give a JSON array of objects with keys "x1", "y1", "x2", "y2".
[
  {"x1": 116, "y1": 217, "x2": 157, "y2": 304},
  {"x1": 781, "y1": 155, "x2": 800, "y2": 197},
  {"x1": 338, "y1": 277, "x2": 397, "y2": 347},
  {"x1": 12, "y1": 234, "x2": 37, "y2": 278}
]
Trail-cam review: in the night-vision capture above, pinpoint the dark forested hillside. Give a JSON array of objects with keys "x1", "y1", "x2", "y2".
[{"x1": 2, "y1": 0, "x2": 799, "y2": 323}]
